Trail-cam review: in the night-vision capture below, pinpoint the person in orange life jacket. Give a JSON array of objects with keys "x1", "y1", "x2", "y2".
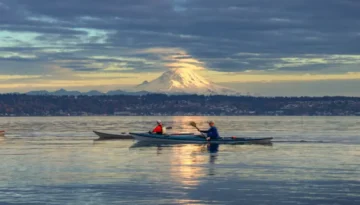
[
  {"x1": 152, "y1": 120, "x2": 163, "y2": 134},
  {"x1": 200, "y1": 121, "x2": 220, "y2": 141}
]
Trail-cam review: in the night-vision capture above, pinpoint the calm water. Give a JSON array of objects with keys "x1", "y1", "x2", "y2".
[{"x1": 0, "y1": 116, "x2": 359, "y2": 205}]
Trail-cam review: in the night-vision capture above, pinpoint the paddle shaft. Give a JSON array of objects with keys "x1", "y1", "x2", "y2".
[{"x1": 194, "y1": 125, "x2": 207, "y2": 138}]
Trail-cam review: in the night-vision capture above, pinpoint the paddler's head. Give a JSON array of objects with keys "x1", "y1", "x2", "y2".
[
  {"x1": 208, "y1": 120, "x2": 215, "y2": 127},
  {"x1": 156, "y1": 120, "x2": 162, "y2": 125}
]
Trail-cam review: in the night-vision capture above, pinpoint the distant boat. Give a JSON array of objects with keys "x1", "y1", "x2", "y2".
[{"x1": 0, "y1": 130, "x2": 5, "y2": 136}]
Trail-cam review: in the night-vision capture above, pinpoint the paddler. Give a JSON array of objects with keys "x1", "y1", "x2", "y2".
[
  {"x1": 200, "y1": 121, "x2": 220, "y2": 141},
  {"x1": 151, "y1": 120, "x2": 164, "y2": 134}
]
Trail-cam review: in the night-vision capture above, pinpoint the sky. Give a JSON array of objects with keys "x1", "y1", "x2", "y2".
[{"x1": 1, "y1": 0, "x2": 360, "y2": 96}]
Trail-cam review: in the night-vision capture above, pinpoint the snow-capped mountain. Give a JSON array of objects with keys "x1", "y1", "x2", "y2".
[
  {"x1": 132, "y1": 68, "x2": 240, "y2": 95},
  {"x1": 24, "y1": 69, "x2": 241, "y2": 96}
]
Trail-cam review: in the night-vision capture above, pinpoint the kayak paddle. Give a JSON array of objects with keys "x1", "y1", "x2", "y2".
[{"x1": 189, "y1": 121, "x2": 206, "y2": 138}]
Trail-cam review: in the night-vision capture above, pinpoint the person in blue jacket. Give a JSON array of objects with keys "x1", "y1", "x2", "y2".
[{"x1": 200, "y1": 121, "x2": 221, "y2": 141}]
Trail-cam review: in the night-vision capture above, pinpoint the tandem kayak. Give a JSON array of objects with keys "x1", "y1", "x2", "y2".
[
  {"x1": 93, "y1": 131, "x2": 133, "y2": 140},
  {"x1": 129, "y1": 132, "x2": 273, "y2": 144}
]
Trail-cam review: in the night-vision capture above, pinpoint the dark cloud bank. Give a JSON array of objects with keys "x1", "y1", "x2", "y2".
[{"x1": 1, "y1": 0, "x2": 360, "y2": 75}]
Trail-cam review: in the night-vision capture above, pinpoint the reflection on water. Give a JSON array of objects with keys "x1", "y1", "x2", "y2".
[
  {"x1": 207, "y1": 143, "x2": 219, "y2": 154},
  {"x1": 129, "y1": 142, "x2": 218, "y2": 186},
  {"x1": 170, "y1": 145, "x2": 207, "y2": 186},
  {"x1": 0, "y1": 116, "x2": 359, "y2": 204}
]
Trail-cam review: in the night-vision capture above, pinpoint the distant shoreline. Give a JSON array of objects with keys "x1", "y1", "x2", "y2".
[{"x1": 1, "y1": 94, "x2": 360, "y2": 117}]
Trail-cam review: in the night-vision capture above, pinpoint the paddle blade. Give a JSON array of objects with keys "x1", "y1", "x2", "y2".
[
  {"x1": 189, "y1": 121, "x2": 205, "y2": 138},
  {"x1": 189, "y1": 121, "x2": 197, "y2": 128}
]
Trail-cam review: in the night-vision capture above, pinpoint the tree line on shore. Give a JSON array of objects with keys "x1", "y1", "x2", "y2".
[{"x1": 0, "y1": 94, "x2": 359, "y2": 116}]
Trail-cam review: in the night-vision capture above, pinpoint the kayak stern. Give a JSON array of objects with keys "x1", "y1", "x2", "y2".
[{"x1": 93, "y1": 131, "x2": 133, "y2": 140}]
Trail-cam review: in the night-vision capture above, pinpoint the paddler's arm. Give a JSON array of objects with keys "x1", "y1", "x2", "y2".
[
  {"x1": 201, "y1": 126, "x2": 216, "y2": 133},
  {"x1": 200, "y1": 129, "x2": 210, "y2": 141}
]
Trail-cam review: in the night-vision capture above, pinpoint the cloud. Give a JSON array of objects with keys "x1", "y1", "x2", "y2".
[
  {"x1": 223, "y1": 79, "x2": 360, "y2": 97},
  {"x1": 0, "y1": 65, "x2": 150, "y2": 92},
  {"x1": 65, "y1": 66, "x2": 101, "y2": 72},
  {"x1": 1, "y1": 0, "x2": 360, "y2": 93},
  {"x1": 202, "y1": 70, "x2": 360, "y2": 83},
  {"x1": 0, "y1": 74, "x2": 41, "y2": 80}
]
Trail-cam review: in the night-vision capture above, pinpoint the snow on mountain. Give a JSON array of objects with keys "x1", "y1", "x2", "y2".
[
  {"x1": 25, "y1": 69, "x2": 241, "y2": 96},
  {"x1": 132, "y1": 68, "x2": 240, "y2": 95}
]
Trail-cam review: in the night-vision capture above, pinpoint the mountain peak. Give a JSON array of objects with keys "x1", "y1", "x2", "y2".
[
  {"x1": 136, "y1": 80, "x2": 149, "y2": 88},
  {"x1": 170, "y1": 67, "x2": 195, "y2": 74},
  {"x1": 133, "y1": 68, "x2": 240, "y2": 95},
  {"x1": 159, "y1": 68, "x2": 210, "y2": 89}
]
